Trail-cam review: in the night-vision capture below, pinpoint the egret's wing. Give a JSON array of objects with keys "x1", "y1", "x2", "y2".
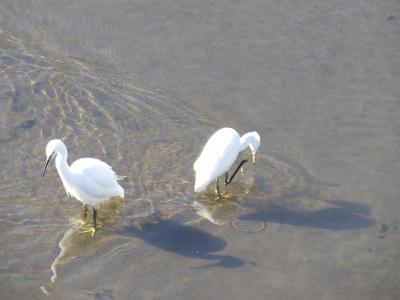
[
  {"x1": 71, "y1": 158, "x2": 119, "y2": 188},
  {"x1": 194, "y1": 129, "x2": 238, "y2": 171}
]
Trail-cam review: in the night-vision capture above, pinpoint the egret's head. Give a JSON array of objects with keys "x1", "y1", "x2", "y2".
[
  {"x1": 42, "y1": 139, "x2": 67, "y2": 177},
  {"x1": 247, "y1": 132, "x2": 260, "y2": 163}
]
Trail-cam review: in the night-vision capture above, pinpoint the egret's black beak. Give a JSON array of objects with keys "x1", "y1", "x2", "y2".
[{"x1": 42, "y1": 152, "x2": 56, "y2": 177}]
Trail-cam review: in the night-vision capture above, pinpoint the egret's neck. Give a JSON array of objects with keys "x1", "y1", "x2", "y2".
[
  {"x1": 239, "y1": 133, "x2": 257, "y2": 152},
  {"x1": 55, "y1": 152, "x2": 72, "y2": 183},
  {"x1": 239, "y1": 132, "x2": 260, "y2": 163}
]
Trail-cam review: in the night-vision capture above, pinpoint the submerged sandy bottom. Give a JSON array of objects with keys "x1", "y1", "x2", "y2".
[{"x1": 0, "y1": 1, "x2": 399, "y2": 299}]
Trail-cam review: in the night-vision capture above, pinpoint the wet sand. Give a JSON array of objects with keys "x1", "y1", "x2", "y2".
[{"x1": 0, "y1": 0, "x2": 399, "y2": 299}]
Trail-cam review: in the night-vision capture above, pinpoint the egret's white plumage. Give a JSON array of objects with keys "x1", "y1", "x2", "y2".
[
  {"x1": 42, "y1": 139, "x2": 124, "y2": 206},
  {"x1": 194, "y1": 128, "x2": 260, "y2": 192}
]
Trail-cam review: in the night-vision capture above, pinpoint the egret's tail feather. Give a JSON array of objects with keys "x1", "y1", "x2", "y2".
[{"x1": 117, "y1": 175, "x2": 127, "y2": 181}]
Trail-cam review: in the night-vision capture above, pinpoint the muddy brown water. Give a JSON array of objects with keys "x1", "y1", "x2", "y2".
[{"x1": 0, "y1": 1, "x2": 399, "y2": 299}]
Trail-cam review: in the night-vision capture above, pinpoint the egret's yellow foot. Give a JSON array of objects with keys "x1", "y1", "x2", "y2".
[
  {"x1": 78, "y1": 221, "x2": 102, "y2": 237},
  {"x1": 78, "y1": 220, "x2": 94, "y2": 229},
  {"x1": 79, "y1": 226, "x2": 96, "y2": 237}
]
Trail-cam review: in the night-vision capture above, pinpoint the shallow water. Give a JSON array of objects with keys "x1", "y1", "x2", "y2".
[{"x1": 0, "y1": 1, "x2": 399, "y2": 299}]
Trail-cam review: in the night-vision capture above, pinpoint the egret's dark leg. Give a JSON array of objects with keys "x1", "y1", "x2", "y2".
[
  {"x1": 93, "y1": 207, "x2": 97, "y2": 229},
  {"x1": 225, "y1": 159, "x2": 249, "y2": 185},
  {"x1": 83, "y1": 205, "x2": 88, "y2": 219}
]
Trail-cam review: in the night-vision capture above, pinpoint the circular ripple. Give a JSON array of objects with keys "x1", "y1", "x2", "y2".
[
  {"x1": 249, "y1": 151, "x2": 319, "y2": 210},
  {"x1": 231, "y1": 219, "x2": 265, "y2": 233}
]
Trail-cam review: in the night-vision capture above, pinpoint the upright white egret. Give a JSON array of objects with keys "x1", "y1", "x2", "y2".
[
  {"x1": 194, "y1": 127, "x2": 260, "y2": 193},
  {"x1": 42, "y1": 139, "x2": 124, "y2": 235}
]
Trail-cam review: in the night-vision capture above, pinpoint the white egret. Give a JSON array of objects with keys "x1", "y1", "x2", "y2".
[
  {"x1": 42, "y1": 139, "x2": 124, "y2": 235},
  {"x1": 194, "y1": 127, "x2": 260, "y2": 193}
]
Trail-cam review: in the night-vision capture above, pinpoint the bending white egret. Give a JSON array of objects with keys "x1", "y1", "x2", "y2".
[
  {"x1": 42, "y1": 139, "x2": 124, "y2": 235},
  {"x1": 194, "y1": 127, "x2": 260, "y2": 193}
]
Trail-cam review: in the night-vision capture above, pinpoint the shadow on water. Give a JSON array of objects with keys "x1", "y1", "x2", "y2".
[
  {"x1": 118, "y1": 219, "x2": 244, "y2": 268},
  {"x1": 240, "y1": 199, "x2": 375, "y2": 230}
]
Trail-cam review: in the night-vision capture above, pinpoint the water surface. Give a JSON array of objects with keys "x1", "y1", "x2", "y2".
[{"x1": 0, "y1": 1, "x2": 399, "y2": 299}]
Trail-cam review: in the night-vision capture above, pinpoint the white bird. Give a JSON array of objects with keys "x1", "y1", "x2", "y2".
[
  {"x1": 42, "y1": 139, "x2": 124, "y2": 235},
  {"x1": 194, "y1": 127, "x2": 260, "y2": 193}
]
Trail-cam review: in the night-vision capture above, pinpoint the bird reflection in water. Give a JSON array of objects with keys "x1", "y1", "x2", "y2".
[
  {"x1": 192, "y1": 169, "x2": 258, "y2": 225},
  {"x1": 192, "y1": 196, "x2": 238, "y2": 226},
  {"x1": 40, "y1": 198, "x2": 124, "y2": 295}
]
